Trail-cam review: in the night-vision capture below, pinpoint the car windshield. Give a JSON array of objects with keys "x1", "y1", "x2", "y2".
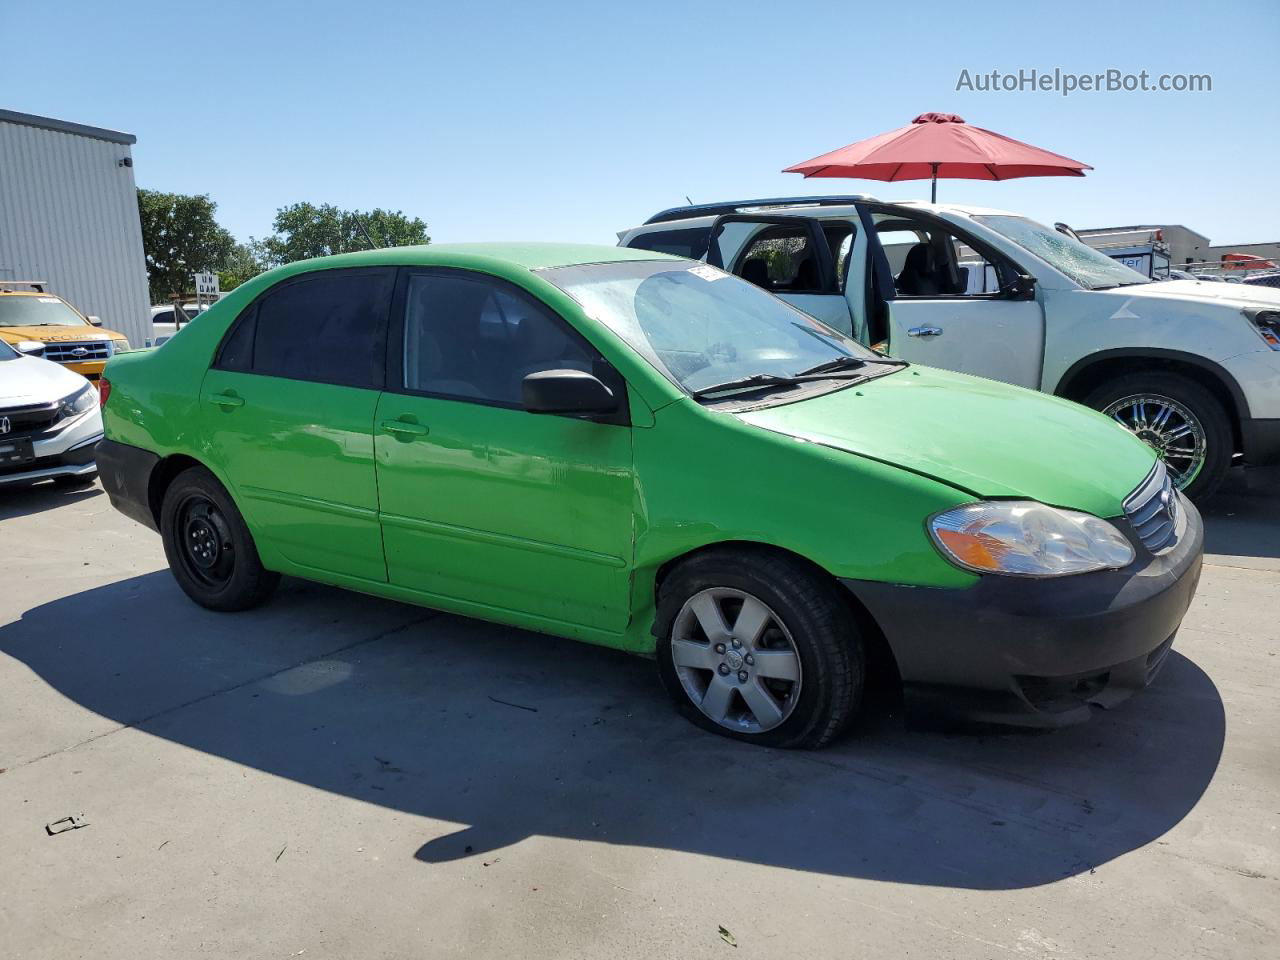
[
  {"x1": 976, "y1": 215, "x2": 1152, "y2": 290},
  {"x1": 0, "y1": 339, "x2": 18, "y2": 361},
  {"x1": 0, "y1": 295, "x2": 87, "y2": 327},
  {"x1": 539, "y1": 260, "x2": 881, "y2": 396}
]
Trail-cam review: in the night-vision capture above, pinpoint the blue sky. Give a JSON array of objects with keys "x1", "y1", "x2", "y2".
[{"x1": 5, "y1": 0, "x2": 1278, "y2": 247}]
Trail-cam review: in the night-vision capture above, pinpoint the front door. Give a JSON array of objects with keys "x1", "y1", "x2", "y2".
[
  {"x1": 200, "y1": 266, "x2": 395, "y2": 581},
  {"x1": 373, "y1": 268, "x2": 634, "y2": 636},
  {"x1": 707, "y1": 215, "x2": 857, "y2": 335},
  {"x1": 865, "y1": 206, "x2": 1046, "y2": 389}
]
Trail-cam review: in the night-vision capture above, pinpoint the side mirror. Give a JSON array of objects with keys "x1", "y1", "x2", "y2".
[
  {"x1": 1005, "y1": 274, "x2": 1037, "y2": 300},
  {"x1": 522, "y1": 369, "x2": 616, "y2": 415},
  {"x1": 87, "y1": 315, "x2": 103, "y2": 326}
]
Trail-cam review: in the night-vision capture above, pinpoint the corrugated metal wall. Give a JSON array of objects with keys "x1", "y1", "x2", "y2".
[{"x1": 0, "y1": 120, "x2": 151, "y2": 348}]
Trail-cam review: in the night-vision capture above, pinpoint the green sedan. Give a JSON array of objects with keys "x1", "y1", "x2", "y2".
[{"x1": 97, "y1": 243, "x2": 1203, "y2": 748}]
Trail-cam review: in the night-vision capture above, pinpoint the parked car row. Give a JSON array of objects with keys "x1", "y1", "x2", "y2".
[{"x1": 10, "y1": 195, "x2": 1277, "y2": 749}]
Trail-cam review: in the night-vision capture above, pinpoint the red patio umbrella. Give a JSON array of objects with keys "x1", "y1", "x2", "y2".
[{"x1": 783, "y1": 113, "x2": 1091, "y2": 202}]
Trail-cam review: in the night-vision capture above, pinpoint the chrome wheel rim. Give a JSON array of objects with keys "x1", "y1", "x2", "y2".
[
  {"x1": 670, "y1": 587, "x2": 802, "y2": 734},
  {"x1": 1104, "y1": 394, "x2": 1207, "y2": 490}
]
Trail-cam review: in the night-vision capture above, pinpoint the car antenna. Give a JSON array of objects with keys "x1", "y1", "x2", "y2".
[
  {"x1": 355, "y1": 215, "x2": 384, "y2": 250},
  {"x1": 685, "y1": 195, "x2": 693, "y2": 205}
]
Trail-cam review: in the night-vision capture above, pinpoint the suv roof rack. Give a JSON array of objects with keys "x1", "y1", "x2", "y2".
[
  {"x1": 643, "y1": 195, "x2": 875, "y2": 225},
  {"x1": 0, "y1": 280, "x2": 47, "y2": 292}
]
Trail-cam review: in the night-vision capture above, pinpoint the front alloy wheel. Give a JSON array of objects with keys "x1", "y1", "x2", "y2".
[
  {"x1": 670, "y1": 587, "x2": 803, "y2": 733},
  {"x1": 656, "y1": 549, "x2": 863, "y2": 749},
  {"x1": 1103, "y1": 393, "x2": 1207, "y2": 490}
]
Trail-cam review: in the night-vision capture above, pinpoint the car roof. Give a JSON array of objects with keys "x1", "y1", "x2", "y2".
[{"x1": 268, "y1": 242, "x2": 680, "y2": 275}]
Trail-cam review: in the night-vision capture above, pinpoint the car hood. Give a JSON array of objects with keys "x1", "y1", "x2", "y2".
[
  {"x1": 735, "y1": 366, "x2": 1156, "y2": 518},
  {"x1": 1118, "y1": 278, "x2": 1280, "y2": 308},
  {"x1": 0, "y1": 325, "x2": 124, "y2": 342},
  {"x1": 0, "y1": 353, "x2": 89, "y2": 405}
]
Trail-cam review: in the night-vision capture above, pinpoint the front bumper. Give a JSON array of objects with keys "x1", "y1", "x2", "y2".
[
  {"x1": 0, "y1": 406, "x2": 103, "y2": 486},
  {"x1": 841, "y1": 501, "x2": 1205, "y2": 728}
]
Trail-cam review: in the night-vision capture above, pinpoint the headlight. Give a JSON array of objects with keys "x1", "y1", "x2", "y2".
[
  {"x1": 929, "y1": 501, "x2": 1135, "y2": 577},
  {"x1": 59, "y1": 383, "x2": 99, "y2": 418},
  {"x1": 1245, "y1": 309, "x2": 1280, "y2": 350},
  {"x1": 15, "y1": 339, "x2": 45, "y2": 356},
  {"x1": 110, "y1": 339, "x2": 132, "y2": 355}
]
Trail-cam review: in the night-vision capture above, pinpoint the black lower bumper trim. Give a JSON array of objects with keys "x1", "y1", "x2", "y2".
[
  {"x1": 1242, "y1": 417, "x2": 1280, "y2": 466},
  {"x1": 841, "y1": 503, "x2": 1204, "y2": 728},
  {"x1": 97, "y1": 438, "x2": 161, "y2": 530}
]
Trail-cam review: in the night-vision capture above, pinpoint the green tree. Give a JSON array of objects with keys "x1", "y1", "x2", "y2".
[
  {"x1": 218, "y1": 241, "x2": 268, "y2": 292},
  {"x1": 137, "y1": 190, "x2": 236, "y2": 302},
  {"x1": 260, "y1": 202, "x2": 429, "y2": 265}
]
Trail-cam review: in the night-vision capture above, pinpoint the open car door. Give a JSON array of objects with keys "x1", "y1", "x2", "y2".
[{"x1": 706, "y1": 215, "x2": 856, "y2": 335}]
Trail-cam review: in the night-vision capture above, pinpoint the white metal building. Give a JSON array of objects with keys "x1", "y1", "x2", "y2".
[{"x1": 0, "y1": 109, "x2": 150, "y2": 348}]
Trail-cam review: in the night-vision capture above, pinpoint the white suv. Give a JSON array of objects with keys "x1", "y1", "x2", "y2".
[
  {"x1": 0, "y1": 338, "x2": 103, "y2": 487},
  {"x1": 619, "y1": 196, "x2": 1280, "y2": 499}
]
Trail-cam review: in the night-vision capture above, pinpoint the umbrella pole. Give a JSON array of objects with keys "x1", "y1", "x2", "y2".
[{"x1": 931, "y1": 163, "x2": 938, "y2": 203}]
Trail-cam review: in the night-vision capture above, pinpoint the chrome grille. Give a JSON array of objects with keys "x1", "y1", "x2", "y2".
[
  {"x1": 0, "y1": 400, "x2": 61, "y2": 437},
  {"x1": 1123, "y1": 461, "x2": 1180, "y2": 554},
  {"x1": 43, "y1": 340, "x2": 111, "y2": 363}
]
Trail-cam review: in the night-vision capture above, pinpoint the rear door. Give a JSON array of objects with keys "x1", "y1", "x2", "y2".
[
  {"x1": 200, "y1": 267, "x2": 395, "y2": 581},
  {"x1": 863, "y1": 206, "x2": 1045, "y2": 389},
  {"x1": 706, "y1": 215, "x2": 856, "y2": 335}
]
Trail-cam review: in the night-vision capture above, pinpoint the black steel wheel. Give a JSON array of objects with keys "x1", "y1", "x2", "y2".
[{"x1": 160, "y1": 466, "x2": 279, "y2": 611}]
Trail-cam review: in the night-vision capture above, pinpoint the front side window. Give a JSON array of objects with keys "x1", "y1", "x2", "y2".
[
  {"x1": 977, "y1": 215, "x2": 1151, "y2": 290},
  {"x1": 540, "y1": 260, "x2": 879, "y2": 395},
  {"x1": 401, "y1": 272, "x2": 598, "y2": 406},
  {"x1": 0, "y1": 295, "x2": 87, "y2": 328},
  {"x1": 219, "y1": 268, "x2": 394, "y2": 389}
]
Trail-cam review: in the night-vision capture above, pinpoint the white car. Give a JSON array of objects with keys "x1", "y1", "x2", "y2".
[
  {"x1": 619, "y1": 196, "x2": 1280, "y2": 499},
  {"x1": 0, "y1": 338, "x2": 103, "y2": 486},
  {"x1": 149, "y1": 303, "x2": 209, "y2": 346}
]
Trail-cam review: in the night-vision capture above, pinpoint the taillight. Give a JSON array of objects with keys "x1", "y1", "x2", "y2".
[{"x1": 99, "y1": 378, "x2": 111, "y2": 406}]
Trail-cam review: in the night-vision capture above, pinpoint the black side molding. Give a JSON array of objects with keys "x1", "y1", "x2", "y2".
[{"x1": 97, "y1": 439, "x2": 160, "y2": 531}]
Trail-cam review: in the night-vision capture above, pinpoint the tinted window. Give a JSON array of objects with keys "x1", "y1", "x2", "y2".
[
  {"x1": 627, "y1": 227, "x2": 710, "y2": 260},
  {"x1": 402, "y1": 273, "x2": 597, "y2": 406},
  {"x1": 231, "y1": 268, "x2": 394, "y2": 388}
]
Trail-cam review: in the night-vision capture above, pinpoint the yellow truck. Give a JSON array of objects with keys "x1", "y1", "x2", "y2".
[{"x1": 0, "y1": 281, "x2": 131, "y2": 380}]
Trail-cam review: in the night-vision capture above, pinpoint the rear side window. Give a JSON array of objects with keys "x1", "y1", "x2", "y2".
[
  {"x1": 626, "y1": 227, "x2": 710, "y2": 260},
  {"x1": 217, "y1": 268, "x2": 395, "y2": 389}
]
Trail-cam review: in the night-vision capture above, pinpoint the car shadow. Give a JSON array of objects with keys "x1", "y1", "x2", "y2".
[
  {"x1": 0, "y1": 478, "x2": 102, "y2": 520},
  {"x1": 0, "y1": 569, "x2": 1225, "y2": 891}
]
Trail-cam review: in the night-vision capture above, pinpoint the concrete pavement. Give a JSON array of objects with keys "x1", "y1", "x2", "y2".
[{"x1": 1, "y1": 469, "x2": 1276, "y2": 959}]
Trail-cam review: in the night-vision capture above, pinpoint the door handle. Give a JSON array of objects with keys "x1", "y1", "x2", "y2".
[
  {"x1": 207, "y1": 392, "x2": 245, "y2": 407},
  {"x1": 906, "y1": 325, "x2": 944, "y2": 338},
  {"x1": 380, "y1": 419, "x2": 429, "y2": 437}
]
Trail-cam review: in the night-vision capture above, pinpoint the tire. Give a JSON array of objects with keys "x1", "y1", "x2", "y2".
[
  {"x1": 159, "y1": 465, "x2": 280, "y2": 611},
  {"x1": 1083, "y1": 371, "x2": 1233, "y2": 502},
  {"x1": 53, "y1": 470, "x2": 97, "y2": 487},
  {"x1": 655, "y1": 549, "x2": 863, "y2": 749}
]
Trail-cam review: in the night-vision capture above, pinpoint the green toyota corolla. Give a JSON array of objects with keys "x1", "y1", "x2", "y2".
[{"x1": 98, "y1": 243, "x2": 1203, "y2": 748}]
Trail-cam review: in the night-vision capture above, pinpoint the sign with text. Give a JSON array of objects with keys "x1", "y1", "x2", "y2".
[{"x1": 194, "y1": 272, "x2": 220, "y2": 299}]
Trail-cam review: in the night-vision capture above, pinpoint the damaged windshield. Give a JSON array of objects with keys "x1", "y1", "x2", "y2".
[{"x1": 977, "y1": 215, "x2": 1152, "y2": 290}]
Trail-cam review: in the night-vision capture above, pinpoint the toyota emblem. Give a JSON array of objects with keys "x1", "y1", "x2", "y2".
[{"x1": 0, "y1": 416, "x2": 10, "y2": 435}]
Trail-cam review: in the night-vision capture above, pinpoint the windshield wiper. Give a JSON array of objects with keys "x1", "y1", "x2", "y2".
[
  {"x1": 691, "y1": 368, "x2": 872, "y2": 400},
  {"x1": 798, "y1": 355, "x2": 906, "y2": 376}
]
